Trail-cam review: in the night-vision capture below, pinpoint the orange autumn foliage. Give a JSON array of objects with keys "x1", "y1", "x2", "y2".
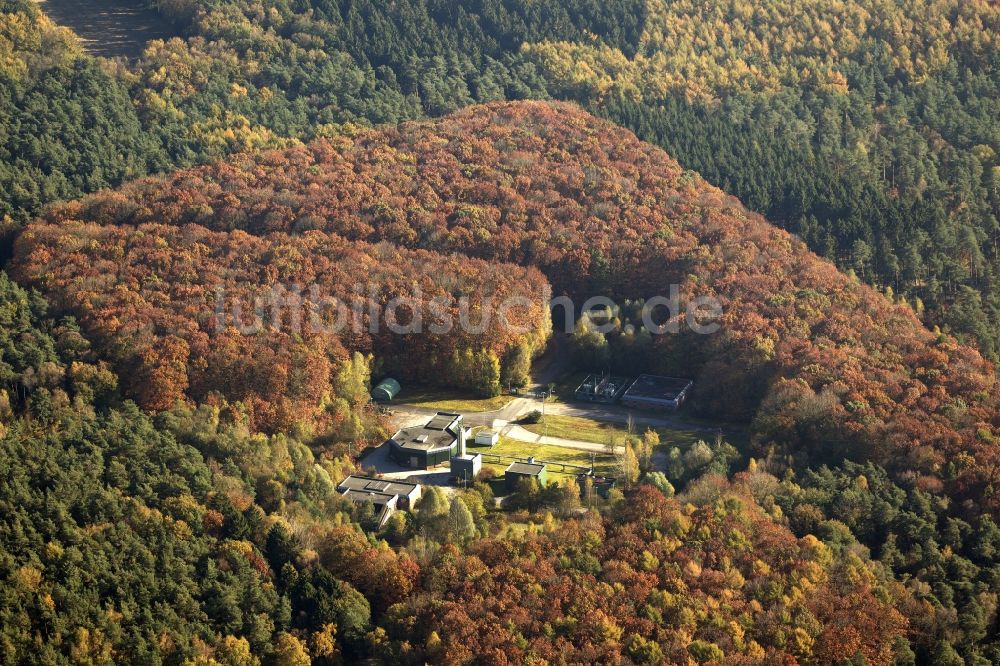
[{"x1": 14, "y1": 101, "x2": 1000, "y2": 512}]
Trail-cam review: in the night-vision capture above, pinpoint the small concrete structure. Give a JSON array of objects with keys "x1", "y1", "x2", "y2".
[
  {"x1": 505, "y1": 460, "x2": 548, "y2": 493},
  {"x1": 450, "y1": 453, "x2": 482, "y2": 483},
  {"x1": 475, "y1": 429, "x2": 500, "y2": 447}
]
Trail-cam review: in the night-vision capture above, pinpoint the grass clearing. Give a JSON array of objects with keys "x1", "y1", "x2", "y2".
[
  {"x1": 396, "y1": 385, "x2": 514, "y2": 413},
  {"x1": 471, "y1": 437, "x2": 618, "y2": 479},
  {"x1": 542, "y1": 379, "x2": 749, "y2": 450},
  {"x1": 521, "y1": 413, "x2": 705, "y2": 449}
]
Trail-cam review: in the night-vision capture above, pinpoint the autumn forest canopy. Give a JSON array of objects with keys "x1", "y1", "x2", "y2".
[{"x1": 2, "y1": 0, "x2": 1000, "y2": 664}]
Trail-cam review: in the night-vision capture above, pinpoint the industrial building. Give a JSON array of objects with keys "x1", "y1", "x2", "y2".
[
  {"x1": 339, "y1": 490, "x2": 397, "y2": 526},
  {"x1": 336, "y1": 475, "x2": 422, "y2": 509},
  {"x1": 620, "y1": 375, "x2": 694, "y2": 411},
  {"x1": 577, "y1": 473, "x2": 617, "y2": 499},
  {"x1": 575, "y1": 374, "x2": 630, "y2": 404},
  {"x1": 387, "y1": 412, "x2": 466, "y2": 469},
  {"x1": 505, "y1": 460, "x2": 548, "y2": 493},
  {"x1": 336, "y1": 475, "x2": 422, "y2": 527}
]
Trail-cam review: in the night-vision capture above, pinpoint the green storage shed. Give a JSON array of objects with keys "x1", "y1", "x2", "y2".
[
  {"x1": 371, "y1": 378, "x2": 401, "y2": 402},
  {"x1": 505, "y1": 461, "x2": 548, "y2": 493}
]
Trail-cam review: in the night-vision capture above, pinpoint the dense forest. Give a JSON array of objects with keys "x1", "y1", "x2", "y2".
[
  {"x1": 26, "y1": 101, "x2": 999, "y2": 509},
  {"x1": 0, "y1": 0, "x2": 647, "y2": 227},
  {"x1": 12, "y1": 101, "x2": 1000, "y2": 662},
  {"x1": 4, "y1": 0, "x2": 1000, "y2": 356},
  {"x1": 0, "y1": 269, "x2": 392, "y2": 662},
  {"x1": 3, "y1": 261, "x2": 966, "y2": 664},
  {"x1": 12, "y1": 220, "x2": 550, "y2": 431},
  {"x1": 1, "y1": 0, "x2": 1000, "y2": 663}
]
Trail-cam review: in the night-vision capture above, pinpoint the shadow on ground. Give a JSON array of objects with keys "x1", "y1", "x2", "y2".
[
  {"x1": 359, "y1": 444, "x2": 455, "y2": 488},
  {"x1": 37, "y1": 0, "x2": 180, "y2": 58}
]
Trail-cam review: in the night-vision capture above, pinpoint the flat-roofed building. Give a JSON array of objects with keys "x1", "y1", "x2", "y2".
[
  {"x1": 339, "y1": 489, "x2": 399, "y2": 527},
  {"x1": 450, "y1": 453, "x2": 482, "y2": 483},
  {"x1": 387, "y1": 412, "x2": 466, "y2": 469},
  {"x1": 337, "y1": 475, "x2": 422, "y2": 509},
  {"x1": 621, "y1": 375, "x2": 694, "y2": 411},
  {"x1": 474, "y1": 429, "x2": 499, "y2": 447},
  {"x1": 505, "y1": 460, "x2": 548, "y2": 493}
]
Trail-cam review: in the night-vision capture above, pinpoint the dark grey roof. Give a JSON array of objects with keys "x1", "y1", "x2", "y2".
[
  {"x1": 426, "y1": 412, "x2": 461, "y2": 431},
  {"x1": 337, "y1": 475, "x2": 420, "y2": 497},
  {"x1": 340, "y1": 489, "x2": 396, "y2": 506},
  {"x1": 390, "y1": 412, "x2": 461, "y2": 452},
  {"x1": 506, "y1": 462, "x2": 546, "y2": 476},
  {"x1": 622, "y1": 375, "x2": 693, "y2": 402}
]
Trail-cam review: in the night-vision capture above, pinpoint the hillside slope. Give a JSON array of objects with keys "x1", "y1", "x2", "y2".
[
  {"x1": 11, "y1": 220, "x2": 550, "y2": 432},
  {"x1": 5, "y1": 0, "x2": 1000, "y2": 358},
  {"x1": 14, "y1": 100, "x2": 1000, "y2": 514}
]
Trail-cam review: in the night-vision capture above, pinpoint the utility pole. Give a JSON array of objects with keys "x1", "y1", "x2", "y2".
[{"x1": 541, "y1": 391, "x2": 547, "y2": 439}]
